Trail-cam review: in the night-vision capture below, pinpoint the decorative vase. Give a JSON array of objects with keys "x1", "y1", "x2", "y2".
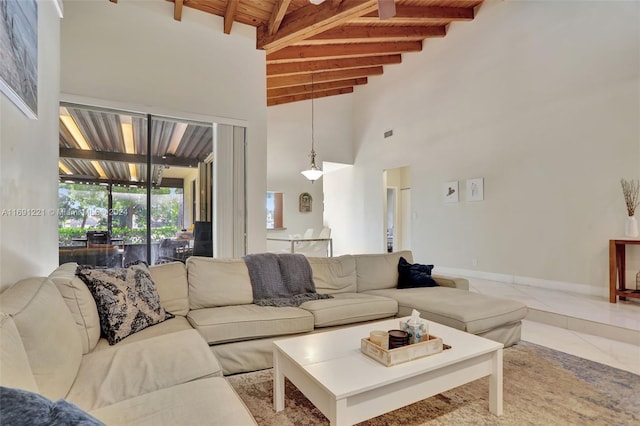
[{"x1": 625, "y1": 216, "x2": 639, "y2": 237}]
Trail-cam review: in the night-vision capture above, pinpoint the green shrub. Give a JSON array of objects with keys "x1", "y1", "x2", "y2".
[{"x1": 58, "y1": 226, "x2": 180, "y2": 246}]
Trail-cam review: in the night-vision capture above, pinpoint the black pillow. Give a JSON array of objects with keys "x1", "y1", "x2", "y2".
[{"x1": 397, "y1": 256, "x2": 438, "y2": 289}]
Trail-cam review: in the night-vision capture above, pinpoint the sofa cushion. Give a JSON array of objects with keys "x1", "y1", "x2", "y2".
[
  {"x1": 397, "y1": 256, "x2": 438, "y2": 289},
  {"x1": 89, "y1": 378, "x2": 256, "y2": 426},
  {"x1": 308, "y1": 255, "x2": 357, "y2": 294},
  {"x1": 49, "y1": 263, "x2": 101, "y2": 354},
  {"x1": 0, "y1": 277, "x2": 82, "y2": 400},
  {"x1": 187, "y1": 305, "x2": 314, "y2": 344},
  {"x1": 76, "y1": 263, "x2": 173, "y2": 345},
  {"x1": 149, "y1": 261, "x2": 189, "y2": 316},
  {"x1": 355, "y1": 251, "x2": 414, "y2": 292},
  {"x1": 363, "y1": 287, "x2": 528, "y2": 334},
  {"x1": 300, "y1": 293, "x2": 397, "y2": 327},
  {"x1": 432, "y1": 275, "x2": 470, "y2": 290},
  {"x1": 66, "y1": 329, "x2": 221, "y2": 411},
  {"x1": 92, "y1": 316, "x2": 193, "y2": 352},
  {"x1": 0, "y1": 386, "x2": 104, "y2": 426},
  {"x1": 0, "y1": 314, "x2": 39, "y2": 393},
  {"x1": 187, "y1": 257, "x2": 253, "y2": 308}
]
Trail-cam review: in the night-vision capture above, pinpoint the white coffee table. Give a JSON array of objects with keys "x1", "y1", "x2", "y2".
[{"x1": 273, "y1": 317, "x2": 503, "y2": 425}]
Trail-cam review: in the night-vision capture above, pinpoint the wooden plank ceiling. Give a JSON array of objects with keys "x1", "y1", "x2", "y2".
[{"x1": 112, "y1": 0, "x2": 483, "y2": 106}]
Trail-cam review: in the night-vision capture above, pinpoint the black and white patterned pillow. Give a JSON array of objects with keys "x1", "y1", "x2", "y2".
[{"x1": 76, "y1": 262, "x2": 173, "y2": 345}]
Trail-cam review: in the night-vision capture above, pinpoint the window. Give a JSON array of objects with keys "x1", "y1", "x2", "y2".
[
  {"x1": 58, "y1": 103, "x2": 246, "y2": 266},
  {"x1": 266, "y1": 191, "x2": 283, "y2": 229}
]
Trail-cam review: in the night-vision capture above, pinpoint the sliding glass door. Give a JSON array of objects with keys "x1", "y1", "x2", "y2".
[{"x1": 58, "y1": 103, "x2": 245, "y2": 267}]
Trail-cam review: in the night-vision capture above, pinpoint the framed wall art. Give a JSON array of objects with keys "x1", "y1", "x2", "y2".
[
  {"x1": 299, "y1": 192, "x2": 312, "y2": 213},
  {"x1": 444, "y1": 181, "x2": 459, "y2": 203},
  {"x1": 0, "y1": 0, "x2": 38, "y2": 119},
  {"x1": 466, "y1": 177, "x2": 484, "y2": 201}
]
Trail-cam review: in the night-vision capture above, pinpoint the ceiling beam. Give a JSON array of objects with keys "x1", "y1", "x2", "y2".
[
  {"x1": 267, "y1": 66, "x2": 382, "y2": 89},
  {"x1": 266, "y1": 41, "x2": 422, "y2": 62},
  {"x1": 224, "y1": 0, "x2": 240, "y2": 34},
  {"x1": 59, "y1": 175, "x2": 184, "y2": 189},
  {"x1": 268, "y1": 87, "x2": 354, "y2": 107},
  {"x1": 267, "y1": 54, "x2": 401, "y2": 76},
  {"x1": 301, "y1": 25, "x2": 446, "y2": 44},
  {"x1": 257, "y1": 0, "x2": 379, "y2": 52},
  {"x1": 59, "y1": 147, "x2": 200, "y2": 168},
  {"x1": 174, "y1": 0, "x2": 183, "y2": 21},
  {"x1": 352, "y1": 5, "x2": 474, "y2": 23},
  {"x1": 268, "y1": 0, "x2": 292, "y2": 36},
  {"x1": 267, "y1": 78, "x2": 367, "y2": 99}
]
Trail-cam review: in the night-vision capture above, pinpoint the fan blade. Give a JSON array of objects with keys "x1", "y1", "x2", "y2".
[{"x1": 378, "y1": 0, "x2": 396, "y2": 20}]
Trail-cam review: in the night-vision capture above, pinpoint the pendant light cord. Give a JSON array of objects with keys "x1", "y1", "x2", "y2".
[{"x1": 311, "y1": 74, "x2": 315, "y2": 155}]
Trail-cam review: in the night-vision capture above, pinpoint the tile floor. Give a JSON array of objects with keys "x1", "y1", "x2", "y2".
[{"x1": 469, "y1": 278, "x2": 640, "y2": 375}]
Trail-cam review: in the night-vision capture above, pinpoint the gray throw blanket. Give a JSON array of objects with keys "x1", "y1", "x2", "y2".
[{"x1": 243, "y1": 253, "x2": 332, "y2": 307}]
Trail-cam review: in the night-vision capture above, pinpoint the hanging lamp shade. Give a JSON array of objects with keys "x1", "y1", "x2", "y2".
[
  {"x1": 302, "y1": 75, "x2": 323, "y2": 182},
  {"x1": 301, "y1": 150, "x2": 323, "y2": 181}
]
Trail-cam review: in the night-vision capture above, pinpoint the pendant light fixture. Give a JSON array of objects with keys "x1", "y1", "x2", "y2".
[{"x1": 301, "y1": 74, "x2": 323, "y2": 182}]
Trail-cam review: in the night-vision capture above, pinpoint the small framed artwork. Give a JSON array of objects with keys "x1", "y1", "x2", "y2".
[
  {"x1": 466, "y1": 178, "x2": 484, "y2": 201},
  {"x1": 444, "y1": 181, "x2": 459, "y2": 203},
  {"x1": 299, "y1": 192, "x2": 312, "y2": 212}
]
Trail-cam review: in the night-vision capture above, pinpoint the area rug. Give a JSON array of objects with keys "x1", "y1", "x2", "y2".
[{"x1": 227, "y1": 341, "x2": 639, "y2": 425}]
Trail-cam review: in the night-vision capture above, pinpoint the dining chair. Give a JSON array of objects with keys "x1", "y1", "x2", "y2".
[
  {"x1": 297, "y1": 227, "x2": 331, "y2": 257},
  {"x1": 86, "y1": 230, "x2": 111, "y2": 246},
  {"x1": 193, "y1": 221, "x2": 213, "y2": 257},
  {"x1": 156, "y1": 238, "x2": 191, "y2": 264},
  {"x1": 292, "y1": 228, "x2": 315, "y2": 251}
]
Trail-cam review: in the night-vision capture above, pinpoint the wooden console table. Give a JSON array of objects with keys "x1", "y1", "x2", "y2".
[{"x1": 609, "y1": 238, "x2": 640, "y2": 303}]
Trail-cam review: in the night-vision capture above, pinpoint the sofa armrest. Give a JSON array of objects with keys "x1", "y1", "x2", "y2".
[{"x1": 432, "y1": 275, "x2": 469, "y2": 290}]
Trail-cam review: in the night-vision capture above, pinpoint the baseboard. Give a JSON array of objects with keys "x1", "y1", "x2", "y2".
[
  {"x1": 526, "y1": 308, "x2": 640, "y2": 345},
  {"x1": 434, "y1": 266, "x2": 609, "y2": 299}
]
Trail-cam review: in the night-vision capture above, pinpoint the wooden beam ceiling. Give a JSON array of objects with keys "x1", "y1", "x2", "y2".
[
  {"x1": 355, "y1": 5, "x2": 475, "y2": 22},
  {"x1": 266, "y1": 41, "x2": 422, "y2": 62},
  {"x1": 267, "y1": 66, "x2": 383, "y2": 89},
  {"x1": 124, "y1": 0, "x2": 484, "y2": 105},
  {"x1": 267, "y1": 54, "x2": 402, "y2": 77},
  {"x1": 268, "y1": 0, "x2": 292, "y2": 35},
  {"x1": 174, "y1": 0, "x2": 183, "y2": 21},
  {"x1": 300, "y1": 25, "x2": 446, "y2": 44},
  {"x1": 224, "y1": 0, "x2": 240, "y2": 34},
  {"x1": 268, "y1": 87, "x2": 354, "y2": 107},
  {"x1": 257, "y1": 0, "x2": 380, "y2": 52},
  {"x1": 267, "y1": 77, "x2": 367, "y2": 99}
]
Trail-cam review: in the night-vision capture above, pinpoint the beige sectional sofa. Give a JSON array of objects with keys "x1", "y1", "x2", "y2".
[
  {"x1": 185, "y1": 250, "x2": 526, "y2": 375},
  {"x1": 0, "y1": 250, "x2": 526, "y2": 424},
  {"x1": 0, "y1": 264, "x2": 256, "y2": 425}
]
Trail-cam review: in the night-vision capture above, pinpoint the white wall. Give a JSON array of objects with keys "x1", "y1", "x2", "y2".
[
  {"x1": 266, "y1": 94, "x2": 353, "y2": 250},
  {"x1": 60, "y1": 0, "x2": 267, "y2": 254},
  {"x1": 0, "y1": 0, "x2": 61, "y2": 291},
  {"x1": 264, "y1": 1, "x2": 640, "y2": 295},
  {"x1": 343, "y1": 0, "x2": 640, "y2": 295}
]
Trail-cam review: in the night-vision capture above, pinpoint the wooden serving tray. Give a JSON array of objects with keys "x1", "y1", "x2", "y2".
[{"x1": 360, "y1": 334, "x2": 446, "y2": 366}]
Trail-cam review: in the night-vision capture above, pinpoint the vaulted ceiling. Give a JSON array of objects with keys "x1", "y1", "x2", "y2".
[{"x1": 110, "y1": 0, "x2": 483, "y2": 106}]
